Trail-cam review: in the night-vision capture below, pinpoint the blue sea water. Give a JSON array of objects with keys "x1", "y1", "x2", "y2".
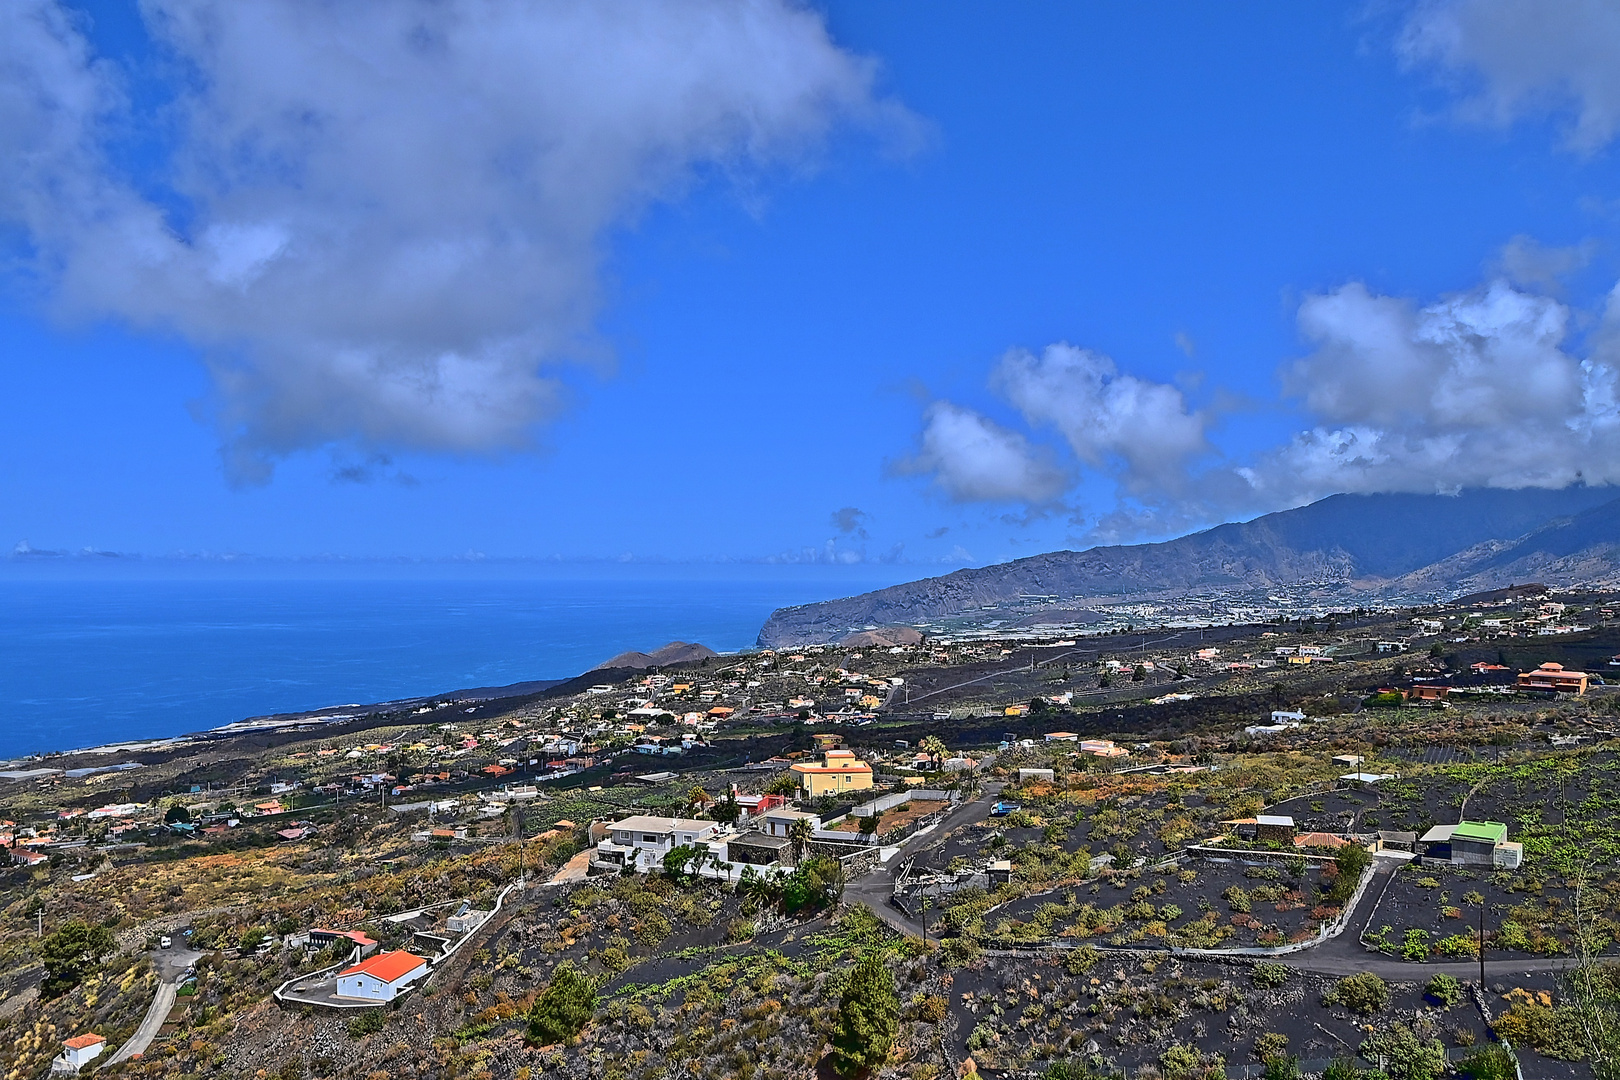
[{"x1": 0, "y1": 564, "x2": 923, "y2": 758}]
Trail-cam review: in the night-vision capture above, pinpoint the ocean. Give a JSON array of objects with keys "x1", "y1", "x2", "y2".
[{"x1": 0, "y1": 564, "x2": 923, "y2": 759}]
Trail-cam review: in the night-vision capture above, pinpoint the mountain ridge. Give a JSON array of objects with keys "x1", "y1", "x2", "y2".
[{"x1": 757, "y1": 488, "x2": 1620, "y2": 647}]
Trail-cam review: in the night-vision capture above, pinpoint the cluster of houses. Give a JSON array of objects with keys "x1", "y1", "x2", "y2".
[
  {"x1": 1224, "y1": 811, "x2": 1523, "y2": 869},
  {"x1": 586, "y1": 745, "x2": 960, "y2": 879}
]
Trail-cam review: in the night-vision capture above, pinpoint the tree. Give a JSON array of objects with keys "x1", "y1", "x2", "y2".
[
  {"x1": 527, "y1": 963, "x2": 596, "y2": 1046},
  {"x1": 663, "y1": 844, "x2": 703, "y2": 879},
  {"x1": 686, "y1": 785, "x2": 713, "y2": 812},
  {"x1": 1328, "y1": 842, "x2": 1373, "y2": 903},
  {"x1": 164, "y1": 805, "x2": 191, "y2": 824},
  {"x1": 1131, "y1": 664, "x2": 1147, "y2": 682},
  {"x1": 40, "y1": 920, "x2": 114, "y2": 997},
  {"x1": 765, "y1": 772, "x2": 800, "y2": 797},
  {"x1": 711, "y1": 788, "x2": 742, "y2": 825},
  {"x1": 788, "y1": 817, "x2": 812, "y2": 864},
  {"x1": 858, "y1": 813, "x2": 880, "y2": 837},
  {"x1": 919, "y1": 736, "x2": 947, "y2": 769},
  {"x1": 831, "y1": 952, "x2": 898, "y2": 1076}
]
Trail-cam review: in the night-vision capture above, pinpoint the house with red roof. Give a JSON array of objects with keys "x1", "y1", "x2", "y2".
[
  {"x1": 56, "y1": 1033, "x2": 106, "y2": 1071},
  {"x1": 335, "y1": 950, "x2": 428, "y2": 1001}
]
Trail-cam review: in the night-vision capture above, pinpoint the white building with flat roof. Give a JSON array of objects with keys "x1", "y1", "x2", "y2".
[{"x1": 593, "y1": 815, "x2": 725, "y2": 872}]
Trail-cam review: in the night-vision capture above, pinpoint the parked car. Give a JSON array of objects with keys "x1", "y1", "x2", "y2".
[{"x1": 159, "y1": 936, "x2": 171, "y2": 949}]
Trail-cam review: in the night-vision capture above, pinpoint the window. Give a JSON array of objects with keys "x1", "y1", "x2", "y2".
[{"x1": 642, "y1": 834, "x2": 658, "y2": 844}]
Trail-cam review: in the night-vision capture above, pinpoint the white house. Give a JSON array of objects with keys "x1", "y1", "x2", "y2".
[
  {"x1": 54, "y1": 1034, "x2": 105, "y2": 1073},
  {"x1": 335, "y1": 950, "x2": 429, "y2": 1001},
  {"x1": 593, "y1": 815, "x2": 724, "y2": 872}
]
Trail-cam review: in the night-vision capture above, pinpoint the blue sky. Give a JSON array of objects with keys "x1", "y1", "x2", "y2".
[{"x1": 4, "y1": 1, "x2": 1620, "y2": 568}]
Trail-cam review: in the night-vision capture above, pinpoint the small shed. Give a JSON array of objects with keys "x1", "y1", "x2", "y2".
[
  {"x1": 1255, "y1": 815, "x2": 1296, "y2": 844},
  {"x1": 987, "y1": 860, "x2": 1013, "y2": 886},
  {"x1": 726, "y1": 833, "x2": 793, "y2": 867},
  {"x1": 1017, "y1": 768, "x2": 1055, "y2": 783}
]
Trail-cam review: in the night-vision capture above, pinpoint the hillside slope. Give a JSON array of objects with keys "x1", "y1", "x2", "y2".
[{"x1": 758, "y1": 487, "x2": 1620, "y2": 646}]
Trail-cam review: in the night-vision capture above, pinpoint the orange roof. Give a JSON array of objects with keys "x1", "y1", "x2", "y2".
[
  {"x1": 339, "y1": 949, "x2": 427, "y2": 984},
  {"x1": 1294, "y1": 832, "x2": 1350, "y2": 849},
  {"x1": 63, "y1": 1034, "x2": 106, "y2": 1050}
]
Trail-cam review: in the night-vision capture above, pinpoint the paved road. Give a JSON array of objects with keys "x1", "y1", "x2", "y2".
[
  {"x1": 104, "y1": 946, "x2": 202, "y2": 1066},
  {"x1": 844, "y1": 782, "x2": 1004, "y2": 940}
]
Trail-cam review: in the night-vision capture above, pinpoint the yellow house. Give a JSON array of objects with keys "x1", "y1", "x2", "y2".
[{"x1": 789, "y1": 749, "x2": 874, "y2": 797}]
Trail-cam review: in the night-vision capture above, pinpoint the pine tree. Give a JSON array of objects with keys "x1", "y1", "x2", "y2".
[
  {"x1": 831, "y1": 952, "x2": 898, "y2": 1076},
  {"x1": 526, "y1": 962, "x2": 596, "y2": 1046}
]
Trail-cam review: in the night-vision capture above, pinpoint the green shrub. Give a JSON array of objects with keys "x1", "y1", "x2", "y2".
[
  {"x1": 1322, "y1": 1059, "x2": 1363, "y2": 1080},
  {"x1": 346, "y1": 1009, "x2": 385, "y2": 1037},
  {"x1": 1456, "y1": 1045, "x2": 1515, "y2": 1080},
  {"x1": 1435, "y1": 933, "x2": 1479, "y2": 958},
  {"x1": 1401, "y1": 928, "x2": 1430, "y2": 961},
  {"x1": 1330, "y1": 972, "x2": 1390, "y2": 1016},
  {"x1": 1359, "y1": 1024, "x2": 1446, "y2": 1080},
  {"x1": 1253, "y1": 1032, "x2": 1290, "y2": 1062},
  {"x1": 1264, "y1": 1056, "x2": 1300, "y2": 1080},
  {"x1": 1251, "y1": 962, "x2": 1290, "y2": 989},
  {"x1": 1424, "y1": 973, "x2": 1463, "y2": 1006}
]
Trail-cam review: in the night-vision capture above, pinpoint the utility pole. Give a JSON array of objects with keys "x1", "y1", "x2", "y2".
[{"x1": 1478, "y1": 901, "x2": 1486, "y2": 990}]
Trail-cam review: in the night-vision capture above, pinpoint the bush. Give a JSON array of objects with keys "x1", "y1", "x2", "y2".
[
  {"x1": 1251, "y1": 962, "x2": 1290, "y2": 989},
  {"x1": 914, "y1": 995, "x2": 947, "y2": 1024},
  {"x1": 527, "y1": 963, "x2": 596, "y2": 1046},
  {"x1": 1424, "y1": 973, "x2": 1463, "y2": 1006},
  {"x1": 1330, "y1": 972, "x2": 1390, "y2": 1016},
  {"x1": 347, "y1": 1009, "x2": 385, "y2": 1037},
  {"x1": 1159, "y1": 1043, "x2": 1223, "y2": 1080},
  {"x1": 1456, "y1": 1046, "x2": 1515, "y2": 1080},
  {"x1": 1042, "y1": 1063, "x2": 1099, "y2": 1080},
  {"x1": 1435, "y1": 933, "x2": 1479, "y2": 958},
  {"x1": 1264, "y1": 1056, "x2": 1300, "y2": 1080},
  {"x1": 635, "y1": 911, "x2": 671, "y2": 946},
  {"x1": 1322, "y1": 1059, "x2": 1362, "y2": 1080},
  {"x1": 1401, "y1": 928, "x2": 1430, "y2": 961},
  {"x1": 1492, "y1": 1001, "x2": 1588, "y2": 1060},
  {"x1": 1253, "y1": 1032, "x2": 1290, "y2": 1062},
  {"x1": 1359, "y1": 1024, "x2": 1446, "y2": 1080}
]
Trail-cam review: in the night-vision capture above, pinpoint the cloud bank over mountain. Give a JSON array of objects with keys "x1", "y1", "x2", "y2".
[
  {"x1": 0, "y1": 0, "x2": 899, "y2": 481},
  {"x1": 903, "y1": 270, "x2": 1620, "y2": 538}
]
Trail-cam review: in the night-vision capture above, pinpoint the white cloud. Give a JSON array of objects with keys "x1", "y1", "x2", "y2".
[
  {"x1": 992, "y1": 342, "x2": 1208, "y2": 494},
  {"x1": 1399, "y1": 0, "x2": 1620, "y2": 151},
  {"x1": 0, "y1": 0, "x2": 897, "y2": 481},
  {"x1": 1241, "y1": 276, "x2": 1620, "y2": 502},
  {"x1": 895, "y1": 401, "x2": 1070, "y2": 505},
  {"x1": 900, "y1": 270, "x2": 1620, "y2": 537}
]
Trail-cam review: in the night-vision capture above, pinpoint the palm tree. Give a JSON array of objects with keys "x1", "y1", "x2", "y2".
[{"x1": 788, "y1": 817, "x2": 812, "y2": 865}]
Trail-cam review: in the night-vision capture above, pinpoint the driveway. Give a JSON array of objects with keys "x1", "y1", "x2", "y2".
[{"x1": 104, "y1": 945, "x2": 201, "y2": 1066}]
